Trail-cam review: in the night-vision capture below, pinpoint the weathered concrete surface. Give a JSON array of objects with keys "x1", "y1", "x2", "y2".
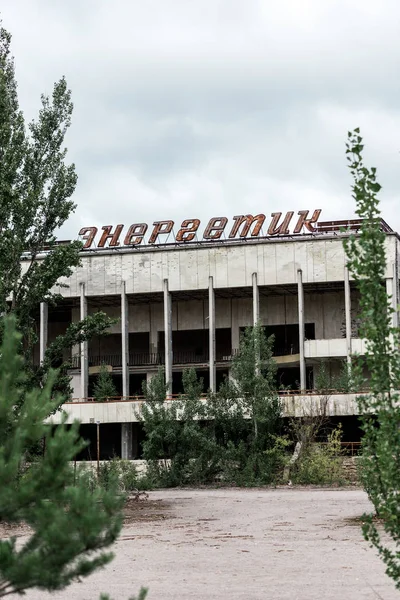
[
  {"x1": 48, "y1": 391, "x2": 365, "y2": 424},
  {"x1": 23, "y1": 488, "x2": 398, "y2": 600}
]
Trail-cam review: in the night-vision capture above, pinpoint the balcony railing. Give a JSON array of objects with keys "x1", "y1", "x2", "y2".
[
  {"x1": 70, "y1": 346, "x2": 304, "y2": 370},
  {"x1": 273, "y1": 344, "x2": 300, "y2": 356},
  {"x1": 66, "y1": 389, "x2": 371, "y2": 404},
  {"x1": 70, "y1": 350, "x2": 235, "y2": 369}
]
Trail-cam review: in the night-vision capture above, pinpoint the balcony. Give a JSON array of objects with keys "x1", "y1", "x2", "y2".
[
  {"x1": 305, "y1": 338, "x2": 367, "y2": 359},
  {"x1": 70, "y1": 350, "x2": 232, "y2": 369},
  {"x1": 273, "y1": 343, "x2": 300, "y2": 357},
  {"x1": 48, "y1": 390, "x2": 371, "y2": 423},
  {"x1": 70, "y1": 339, "x2": 367, "y2": 370}
]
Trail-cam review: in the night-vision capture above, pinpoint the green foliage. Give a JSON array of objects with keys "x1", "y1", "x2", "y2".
[
  {"x1": 0, "y1": 23, "x2": 77, "y2": 321},
  {"x1": 291, "y1": 426, "x2": 347, "y2": 486},
  {"x1": 343, "y1": 128, "x2": 400, "y2": 588},
  {"x1": 0, "y1": 317, "x2": 124, "y2": 597},
  {"x1": 96, "y1": 458, "x2": 151, "y2": 492},
  {"x1": 141, "y1": 368, "x2": 218, "y2": 486},
  {"x1": 290, "y1": 360, "x2": 356, "y2": 475},
  {"x1": 315, "y1": 360, "x2": 356, "y2": 394},
  {"x1": 30, "y1": 314, "x2": 117, "y2": 402},
  {"x1": 93, "y1": 364, "x2": 118, "y2": 402},
  {"x1": 141, "y1": 325, "x2": 285, "y2": 487},
  {"x1": 210, "y1": 324, "x2": 283, "y2": 484},
  {"x1": 217, "y1": 435, "x2": 289, "y2": 487},
  {"x1": 0, "y1": 22, "x2": 114, "y2": 398}
]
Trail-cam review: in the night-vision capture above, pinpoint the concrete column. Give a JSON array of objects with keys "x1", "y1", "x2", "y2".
[
  {"x1": 297, "y1": 269, "x2": 306, "y2": 392},
  {"x1": 131, "y1": 426, "x2": 139, "y2": 458},
  {"x1": 39, "y1": 302, "x2": 48, "y2": 364},
  {"x1": 252, "y1": 272, "x2": 259, "y2": 326},
  {"x1": 231, "y1": 299, "x2": 240, "y2": 353},
  {"x1": 121, "y1": 423, "x2": 133, "y2": 460},
  {"x1": 149, "y1": 304, "x2": 158, "y2": 356},
  {"x1": 344, "y1": 266, "x2": 352, "y2": 365},
  {"x1": 386, "y1": 276, "x2": 396, "y2": 328},
  {"x1": 80, "y1": 283, "x2": 88, "y2": 400},
  {"x1": 209, "y1": 276, "x2": 216, "y2": 393},
  {"x1": 163, "y1": 279, "x2": 173, "y2": 397},
  {"x1": 71, "y1": 307, "x2": 80, "y2": 370},
  {"x1": 392, "y1": 261, "x2": 399, "y2": 328},
  {"x1": 121, "y1": 282, "x2": 129, "y2": 399}
]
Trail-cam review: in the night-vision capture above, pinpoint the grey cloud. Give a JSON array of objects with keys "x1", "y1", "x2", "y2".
[{"x1": 1, "y1": 0, "x2": 400, "y2": 240}]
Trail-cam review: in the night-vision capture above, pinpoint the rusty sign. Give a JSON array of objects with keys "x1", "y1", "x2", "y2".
[{"x1": 78, "y1": 209, "x2": 322, "y2": 249}]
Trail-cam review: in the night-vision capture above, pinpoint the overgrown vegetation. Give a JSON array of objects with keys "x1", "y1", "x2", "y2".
[
  {"x1": 290, "y1": 425, "x2": 346, "y2": 485},
  {"x1": 141, "y1": 326, "x2": 284, "y2": 486},
  {"x1": 93, "y1": 364, "x2": 118, "y2": 402},
  {"x1": 96, "y1": 458, "x2": 153, "y2": 492},
  {"x1": 139, "y1": 328, "x2": 350, "y2": 488},
  {"x1": 141, "y1": 368, "x2": 218, "y2": 487},
  {"x1": 209, "y1": 324, "x2": 286, "y2": 485},
  {"x1": 288, "y1": 361, "x2": 351, "y2": 485},
  {"x1": 343, "y1": 128, "x2": 400, "y2": 588}
]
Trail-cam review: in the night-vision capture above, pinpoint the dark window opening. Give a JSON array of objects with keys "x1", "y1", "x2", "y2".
[
  {"x1": 89, "y1": 373, "x2": 122, "y2": 397},
  {"x1": 276, "y1": 366, "x2": 313, "y2": 391},
  {"x1": 171, "y1": 368, "x2": 229, "y2": 395},
  {"x1": 129, "y1": 373, "x2": 147, "y2": 396},
  {"x1": 159, "y1": 329, "x2": 231, "y2": 364},
  {"x1": 239, "y1": 324, "x2": 315, "y2": 356},
  {"x1": 76, "y1": 423, "x2": 121, "y2": 460}
]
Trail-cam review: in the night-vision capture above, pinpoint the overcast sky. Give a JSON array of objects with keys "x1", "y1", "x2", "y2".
[{"x1": 2, "y1": 0, "x2": 400, "y2": 242}]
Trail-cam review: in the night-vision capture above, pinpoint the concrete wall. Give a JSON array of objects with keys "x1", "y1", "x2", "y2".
[
  {"x1": 48, "y1": 391, "x2": 365, "y2": 425},
  {"x1": 84, "y1": 291, "x2": 351, "y2": 341},
  {"x1": 45, "y1": 235, "x2": 398, "y2": 298}
]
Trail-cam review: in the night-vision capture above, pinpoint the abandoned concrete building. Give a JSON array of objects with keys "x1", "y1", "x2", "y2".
[{"x1": 34, "y1": 213, "x2": 399, "y2": 459}]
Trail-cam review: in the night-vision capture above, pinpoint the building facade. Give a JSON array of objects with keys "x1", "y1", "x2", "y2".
[{"x1": 36, "y1": 217, "x2": 399, "y2": 459}]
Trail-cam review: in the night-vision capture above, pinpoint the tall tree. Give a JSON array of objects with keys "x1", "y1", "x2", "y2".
[
  {"x1": 210, "y1": 324, "x2": 283, "y2": 484},
  {"x1": 343, "y1": 128, "x2": 400, "y2": 588},
  {"x1": 229, "y1": 323, "x2": 281, "y2": 445},
  {"x1": 141, "y1": 368, "x2": 218, "y2": 486},
  {"x1": 0, "y1": 317, "x2": 124, "y2": 597},
  {"x1": 0, "y1": 23, "x2": 111, "y2": 397}
]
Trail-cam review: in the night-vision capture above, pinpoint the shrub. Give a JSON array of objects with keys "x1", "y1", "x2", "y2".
[{"x1": 291, "y1": 426, "x2": 347, "y2": 485}]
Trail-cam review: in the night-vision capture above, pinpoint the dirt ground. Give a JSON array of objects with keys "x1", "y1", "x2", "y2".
[{"x1": 9, "y1": 488, "x2": 400, "y2": 599}]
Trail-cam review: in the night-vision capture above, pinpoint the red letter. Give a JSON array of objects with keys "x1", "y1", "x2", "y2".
[
  {"x1": 268, "y1": 212, "x2": 294, "y2": 235},
  {"x1": 229, "y1": 214, "x2": 266, "y2": 239},
  {"x1": 79, "y1": 227, "x2": 98, "y2": 249},
  {"x1": 148, "y1": 220, "x2": 174, "y2": 244},
  {"x1": 293, "y1": 209, "x2": 321, "y2": 234},
  {"x1": 97, "y1": 224, "x2": 124, "y2": 247},
  {"x1": 124, "y1": 223, "x2": 148, "y2": 246},
  {"x1": 203, "y1": 217, "x2": 228, "y2": 240},
  {"x1": 176, "y1": 219, "x2": 200, "y2": 242}
]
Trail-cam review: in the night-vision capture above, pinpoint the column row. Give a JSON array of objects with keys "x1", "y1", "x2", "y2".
[{"x1": 38, "y1": 267, "x2": 400, "y2": 399}]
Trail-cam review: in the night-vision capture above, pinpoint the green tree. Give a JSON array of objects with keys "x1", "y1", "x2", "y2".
[
  {"x1": 141, "y1": 368, "x2": 218, "y2": 486},
  {"x1": 141, "y1": 328, "x2": 285, "y2": 487},
  {"x1": 210, "y1": 324, "x2": 284, "y2": 484},
  {"x1": 93, "y1": 364, "x2": 118, "y2": 402},
  {"x1": 343, "y1": 128, "x2": 400, "y2": 587},
  {"x1": 0, "y1": 317, "x2": 124, "y2": 597},
  {"x1": 0, "y1": 23, "x2": 112, "y2": 397}
]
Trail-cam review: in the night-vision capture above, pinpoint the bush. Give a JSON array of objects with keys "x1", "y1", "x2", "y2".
[
  {"x1": 217, "y1": 436, "x2": 289, "y2": 486},
  {"x1": 291, "y1": 426, "x2": 347, "y2": 485},
  {"x1": 97, "y1": 458, "x2": 154, "y2": 492}
]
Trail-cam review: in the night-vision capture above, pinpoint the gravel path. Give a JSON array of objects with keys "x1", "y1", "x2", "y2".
[{"x1": 21, "y1": 488, "x2": 399, "y2": 599}]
